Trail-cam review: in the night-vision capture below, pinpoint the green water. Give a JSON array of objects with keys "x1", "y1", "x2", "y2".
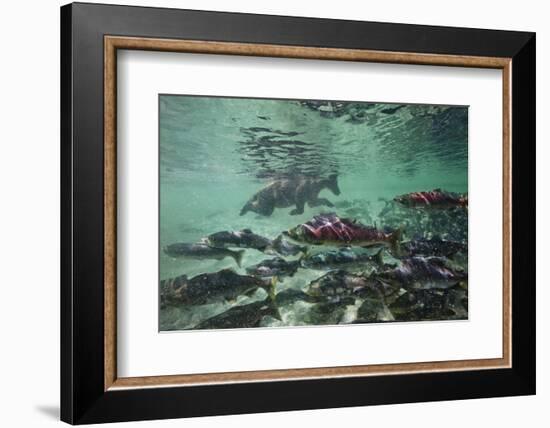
[{"x1": 159, "y1": 95, "x2": 468, "y2": 330}]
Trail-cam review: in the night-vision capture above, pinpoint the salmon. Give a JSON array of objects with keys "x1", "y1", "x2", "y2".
[
  {"x1": 285, "y1": 213, "x2": 402, "y2": 254},
  {"x1": 394, "y1": 188, "x2": 467, "y2": 209}
]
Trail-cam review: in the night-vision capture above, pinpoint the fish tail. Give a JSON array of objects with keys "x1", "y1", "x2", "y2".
[
  {"x1": 390, "y1": 226, "x2": 404, "y2": 256},
  {"x1": 233, "y1": 250, "x2": 245, "y2": 267},
  {"x1": 297, "y1": 250, "x2": 309, "y2": 265},
  {"x1": 264, "y1": 235, "x2": 280, "y2": 255},
  {"x1": 270, "y1": 301, "x2": 282, "y2": 321},
  {"x1": 299, "y1": 253, "x2": 311, "y2": 269},
  {"x1": 260, "y1": 275, "x2": 278, "y2": 295},
  {"x1": 263, "y1": 245, "x2": 275, "y2": 255},
  {"x1": 267, "y1": 277, "x2": 282, "y2": 321},
  {"x1": 268, "y1": 276, "x2": 278, "y2": 299}
]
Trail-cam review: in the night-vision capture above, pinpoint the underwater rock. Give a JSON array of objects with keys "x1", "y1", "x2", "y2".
[
  {"x1": 160, "y1": 269, "x2": 272, "y2": 308},
  {"x1": 163, "y1": 242, "x2": 244, "y2": 267},
  {"x1": 193, "y1": 296, "x2": 281, "y2": 330}
]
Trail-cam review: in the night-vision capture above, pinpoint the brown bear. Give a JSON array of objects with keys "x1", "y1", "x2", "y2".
[{"x1": 240, "y1": 175, "x2": 340, "y2": 216}]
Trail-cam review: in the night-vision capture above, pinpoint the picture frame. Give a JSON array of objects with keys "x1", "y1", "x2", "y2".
[{"x1": 60, "y1": 2, "x2": 535, "y2": 424}]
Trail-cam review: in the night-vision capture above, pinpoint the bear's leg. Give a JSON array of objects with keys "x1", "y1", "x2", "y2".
[
  {"x1": 290, "y1": 200, "x2": 305, "y2": 215},
  {"x1": 259, "y1": 205, "x2": 275, "y2": 216}
]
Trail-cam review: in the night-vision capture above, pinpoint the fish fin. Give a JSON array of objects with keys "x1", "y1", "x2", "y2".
[
  {"x1": 266, "y1": 278, "x2": 282, "y2": 321},
  {"x1": 361, "y1": 243, "x2": 379, "y2": 249},
  {"x1": 374, "y1": 248, "x2": 385, "y2": 267},
  {"x1": 390, "y1": 226, "x2": 404, "y2": 257},
  {"x1": 269, "y1": 276, "x2": 278, "y2": 298},
  {"x1": 244, "y1": 288, "x2": 258, "y2": 297},
  {"x1": 266, "y1": 235, "x2": 281, "y2": 252},
  {"x1": 297, "y1": 253, "x2": 307, "y2": 266},
  {"x1": 271, "y1": 304, "x2": 282, "y2": 321},
  {"x1": 234, "y1": 250, "x2": 245, "y2": 268},
  {"x1": 260, "y1": 275, "x2": 278, "y2": 293},
  {"x1": 262, "y1": 243, "x2": 274, "y2": 255}
]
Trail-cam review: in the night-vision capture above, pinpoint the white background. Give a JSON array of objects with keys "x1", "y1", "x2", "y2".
[
  {"x1": 0, "y1": 0, "x2": 546, "y2": 427},
  {"x1": 118, "y1": 51, "x2": 502, "y2": 377}
]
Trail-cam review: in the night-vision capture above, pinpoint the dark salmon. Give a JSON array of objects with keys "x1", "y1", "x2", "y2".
[
  {"x1": 194, "y1": 296, "x2": 281, "y2": 330},
  {"x1": 376, "y1": 256, "x2": 467, "y2": 290},
  {"x1": 160, "y1": 268, "x2": 272, "y2": 308}
]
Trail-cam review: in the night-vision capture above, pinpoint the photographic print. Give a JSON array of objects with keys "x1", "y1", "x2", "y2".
[{"x1": 159, "y1": 95, "x2": 468, "y2": 331}]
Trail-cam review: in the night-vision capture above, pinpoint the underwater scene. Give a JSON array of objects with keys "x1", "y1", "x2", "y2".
[{"x1": 159, "y1": 95, "x2": 468, "y2": 331}]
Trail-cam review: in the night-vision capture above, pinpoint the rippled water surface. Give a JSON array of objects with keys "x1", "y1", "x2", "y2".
[{"x1": 159, "y1": 95, "x2": 468, "y2": 331}]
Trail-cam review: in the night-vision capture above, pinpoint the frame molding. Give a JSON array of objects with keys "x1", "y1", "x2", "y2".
[
  {"x1": 62, "y1": 2, "x2": 535, "y2": 424},
  {"x1": 103, "y1": 35, "x2": 512, "y2": 391}
]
